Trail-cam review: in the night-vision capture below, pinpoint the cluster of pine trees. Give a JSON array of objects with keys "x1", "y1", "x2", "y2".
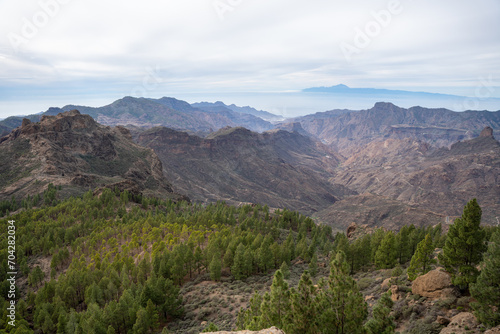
[
  {"x1": 1, "y1": 185, "x2": 499, "y2": 333},
  {"x1": 236, "y1": 198, "x2": 500, "y2": 333},
  {"x1": 0, "y1": 186, "x2": 333, "y2": 333}
]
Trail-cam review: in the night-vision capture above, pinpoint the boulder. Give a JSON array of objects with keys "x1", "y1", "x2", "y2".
[
  {"x1": 347, "y1": 222, "x2": 357, "y2": 238},
  {"x1": 381, "y1": 277, "x2": 392, "y2": 291},
  {"x1": 412, "y1": 269, "x2": 455, "y2": 299},
  {"x1": 390, "y1": 285, "x2": 404, "y2": 302},
  {"x1": 440, "y1": 312, "x2": 480, "y2": 334},
  {"x1": 201, "y1": 327, "x2": 286, "y2": 334}
]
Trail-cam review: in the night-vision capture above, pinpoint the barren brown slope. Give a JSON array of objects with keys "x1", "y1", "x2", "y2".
[
  {"x1": 331, "y1": 128, "x2": 500, "y2": 225},
  {"x1": 0, "y1": 110, "x2": 184, "y2": 201},
  {"x1": 136, "y1": 126, "x2": 352, "y2": 214}
]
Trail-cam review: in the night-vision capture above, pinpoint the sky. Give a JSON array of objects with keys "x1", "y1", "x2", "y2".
[{"x1": 1, "y1": 0, "x2": 500, "y2": 118}]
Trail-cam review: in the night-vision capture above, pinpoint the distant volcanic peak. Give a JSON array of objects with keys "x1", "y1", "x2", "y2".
[{"x1": 480, "y1": 126, "x2": 494, "y2": 138}]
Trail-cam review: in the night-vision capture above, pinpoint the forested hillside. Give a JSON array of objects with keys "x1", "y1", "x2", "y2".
[{"x1": 1, "y1": 186, "x2": 499, "y2": 333}]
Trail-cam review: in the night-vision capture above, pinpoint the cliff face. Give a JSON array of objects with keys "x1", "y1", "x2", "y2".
[{"x1": 0, "y1": 110, "x2": 184, "y2": 201}]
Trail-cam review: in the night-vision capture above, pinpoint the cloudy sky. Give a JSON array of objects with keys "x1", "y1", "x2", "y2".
[{"x1": 1, "y1": 0, "x2": 499, "y2": 117}]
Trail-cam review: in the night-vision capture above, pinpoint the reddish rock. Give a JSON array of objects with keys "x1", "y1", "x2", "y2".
[{"x1": 412, "y1": 269, "x2": 455, "y2": 300}]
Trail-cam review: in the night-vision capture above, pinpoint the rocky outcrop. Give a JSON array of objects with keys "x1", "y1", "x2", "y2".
[
  {"x1": 480, "y1": 126, "x2": 494, "y2": 138},
  {"x1": 0, "y1": 110, "x2": 183, "y2": 201},
  {"x1": 440, "y1": 312, "x2": 480, "y2": 334},
  {"x1": 485, "y1": 326, "x2": 500, "y2": 334},
  {"x1": 412, "y1": 269, "x2": 456, "y2": 300},
  {"x1": 202, "y1": 327, "x2": 285, "y2": 334}
]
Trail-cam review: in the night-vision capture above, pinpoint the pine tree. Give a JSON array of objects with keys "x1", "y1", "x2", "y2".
[
  {"x1": 308, "y1": 252, "x2": 318, "y2": 277},
  {"x1": 268, "y1": 270, "x2": 290, "y2": 329},
  {"x1": 317, "y1": 251, "x2": 367, "y2": 334},
  {"x1": 470, "y1": 230, "x2": 500, "y2": 327},
  {"x1": 396, "y1": 225, "x2": 410, "y2": 264},
  {"x1": 407, "y1": 234, "x2": 436, "y2": 280},
  {"x1": 286, "y1": 271, "x2": 318, "y2": 334},
  {"x1": 279, "y1": 261, "x2": 290, "y2": 279},
  {"x1": 209, "y1": 252, "x2": 222, "y2": 281},
  {"x1": 132, "y1": 308, "x2": 150, "y2": 334},
  {"x1": 438, "y1": 199, "x2": 487, "y2": 290},
  {"x1": 364, "y1": 291, "x2": 395, "y2": 334},
  {"x1": 232, "y1": 243, "x2": 246, "y2": 280},
  {"x1": 375, "y1": 232, "x2": 397, "y2": 269}
]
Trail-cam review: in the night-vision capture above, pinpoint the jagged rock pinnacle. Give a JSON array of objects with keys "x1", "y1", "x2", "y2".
[{"x1": 479, "y1": 126, "x2": 494, "y2": 138}]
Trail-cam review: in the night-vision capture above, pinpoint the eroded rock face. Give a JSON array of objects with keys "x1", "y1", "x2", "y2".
[
  {"x1": 412, "y1": 269, "x2": 456, "y2": 300},
  {"x1": 201, "y1": 327, "x2": 285, "y2": 334},
  {"x1": 0, "y1": 110, "x2": 182, "y2": 201},
  {"x1": 480, "y1": 126, "x2": 494, "y2": 138}
]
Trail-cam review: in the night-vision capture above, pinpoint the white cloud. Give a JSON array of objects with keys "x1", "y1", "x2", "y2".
[{"x1": 0, "y1": 0, "x2": 499, "y2": 117}]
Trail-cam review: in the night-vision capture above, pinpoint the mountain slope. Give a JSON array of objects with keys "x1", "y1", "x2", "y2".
[
  {"x1": 289, "y1": 102, "x2": 500, "y2": 154},
  {"x1": 331, "y1": 128, "x2": 500, "y2": 225},
  {"x1": 136, "y1": 126, "x2": 350, "y2": 214},
  {"x1": 192, "y1": 101, "x2": 283, "y2": 121},
  {"x1": 57, "y1": 97, "x2": 274, "y2": 133},
  {"x1": 0, "y1": 110, "x2": 183, "y2": 201}
]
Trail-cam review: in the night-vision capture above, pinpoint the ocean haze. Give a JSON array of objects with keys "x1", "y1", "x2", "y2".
[{"x1": 2, "y1": 86, "x2": 500, "y2": 119}]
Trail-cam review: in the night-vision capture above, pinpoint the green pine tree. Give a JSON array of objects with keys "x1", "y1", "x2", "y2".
[
  {"x1": 317, "y1": 251, "x2": 367, "y2": 334},
  {"x1": 365, "y1": 291, "x2": 395, "y2": 334},
  {"x1": 279, "y1": 261, "x2": 290, "y2": 279},
  {"x1": 407, "y1": 234, "x2": 436, "y2": 280},
  {"x1": 470, "y1": 230, "x2": 500, "y2": 327},
  {"x1": 438, "y1": 199, "x2": 487, "y2": 290},
  {"x1": 375, "y1": 232, "x2": 397, "y2": 269},
  {"x1": 268, "y1": 270, "x2": 290, "y2": 329},
  {"x1": 209, "y1": 252, "x2": 222, "y2": 281},
  {"x1": 286, "y1": 271, "x2": 318, "y2": 334},
  {"x1": 232, "y1": 243, "x2": 246, "y2": 280},
  {"x1": 308, "y1": 252, "x2": 318, "y2": 277}
]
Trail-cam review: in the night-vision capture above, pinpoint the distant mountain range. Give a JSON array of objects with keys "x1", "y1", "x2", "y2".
[
  {"x1": 0, "y1": 97, "x2": 280, "y2": 137},
  {"x1": 288, "y1": 101, "x2": 500, "y2": 154}
]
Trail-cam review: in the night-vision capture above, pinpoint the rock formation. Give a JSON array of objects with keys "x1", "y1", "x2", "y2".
[
  {"x1": 411, "y1": 269, "x2": 456, "y2": 300},
  {"x1": 0, "y1": 110, "x2": 184, "y2": 201}
]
